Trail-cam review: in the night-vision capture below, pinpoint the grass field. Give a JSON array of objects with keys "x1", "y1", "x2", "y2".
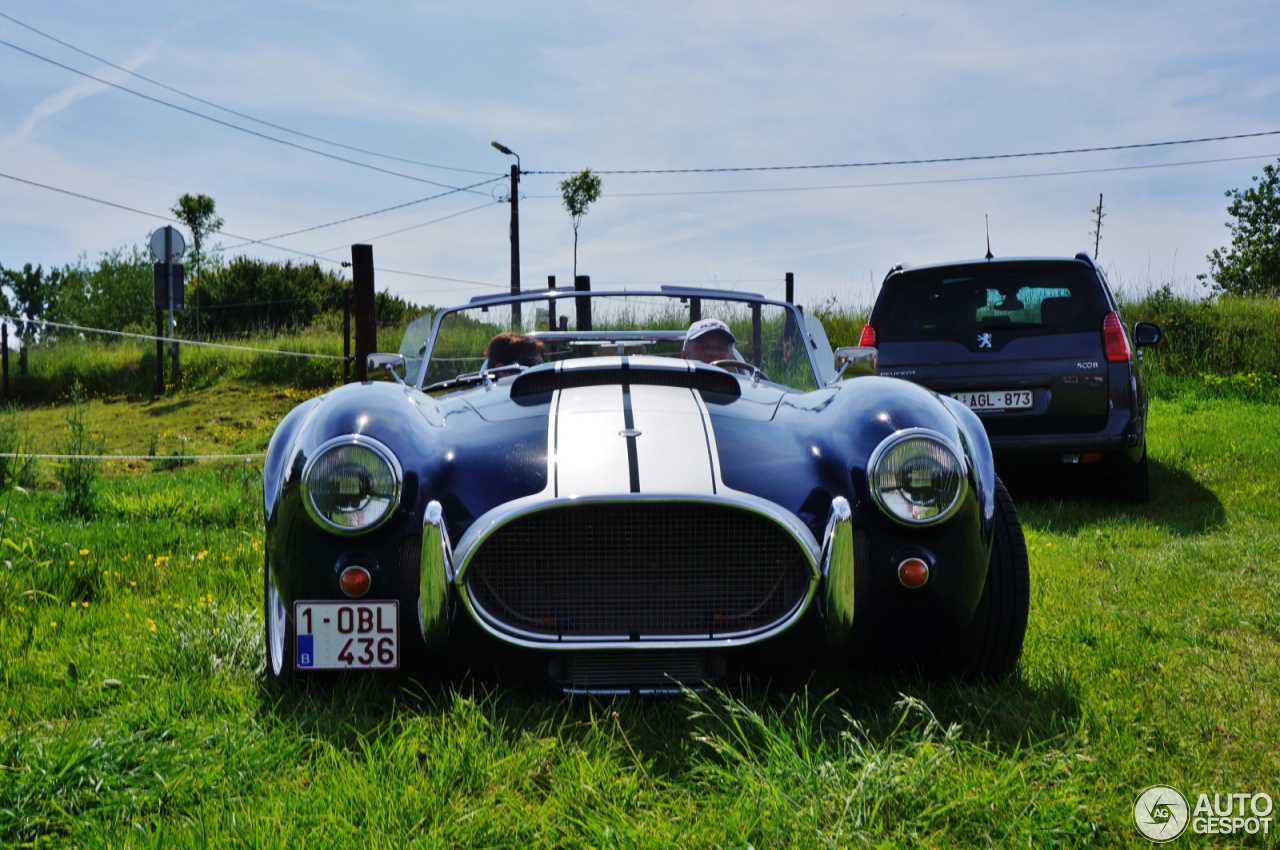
[{"x1": 1, "y1": 311, "x2": 1279, "y2": 846}]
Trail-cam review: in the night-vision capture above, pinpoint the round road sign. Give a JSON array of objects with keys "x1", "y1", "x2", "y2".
[{"x1": 149, "y1": 226, "x2": 187, "y2": 262}]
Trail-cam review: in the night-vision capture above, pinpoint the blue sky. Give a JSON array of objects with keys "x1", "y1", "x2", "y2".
[{"x1": 2, "y1": 1, "x2": 1279, "y2": 311}]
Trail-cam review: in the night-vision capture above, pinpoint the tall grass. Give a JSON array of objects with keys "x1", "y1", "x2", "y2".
[{"x1": 6, "y1": 324, "x2": 413, "y2": 404}]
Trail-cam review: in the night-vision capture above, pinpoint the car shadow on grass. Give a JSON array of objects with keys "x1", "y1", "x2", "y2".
[
  {"x1": 257, "y1": 660, "x2": 1082, "y2": 775},
  {"x1": 143, "y1": 398, "x2": 196, "y2": 417},
  {"x1": 1002, "y1": 458, "x2": 1225, "y2": 537}
]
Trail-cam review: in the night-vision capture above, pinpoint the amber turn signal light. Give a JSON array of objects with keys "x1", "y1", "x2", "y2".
[
  {"x1": 897, "y1": 557, "x2": 930, "y2": 589},
  {"x1": 339, "y1": 565, "x2": 372, "y2": 598}
]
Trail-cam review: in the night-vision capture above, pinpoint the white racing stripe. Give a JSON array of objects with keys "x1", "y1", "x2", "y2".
[
  {"x1": 553, "y1": 385, "x2": 631, "y2": 496},
  {"x1": 628, "y1": 384, "x2": 716, "y2": 494},
  {"x1": 550, "y1": 378, "x2": 718, "y2": 496}
]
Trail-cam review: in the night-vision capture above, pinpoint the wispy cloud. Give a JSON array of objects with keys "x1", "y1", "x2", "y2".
[{"x1": 4, "y1": 40, "x2": 162, "y2": 147}]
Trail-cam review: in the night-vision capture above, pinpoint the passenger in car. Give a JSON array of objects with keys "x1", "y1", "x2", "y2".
[
  {"x1": 485, "y1": 332, "x2": 545, "y2": 370},
  {"x1": 681, "y1": 318, "x2": 738, "y2": 364}
]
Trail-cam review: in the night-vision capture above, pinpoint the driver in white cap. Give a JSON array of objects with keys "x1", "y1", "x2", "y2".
[{"x1": 681, "y1": 318, "x2": 737, "y2": 365}]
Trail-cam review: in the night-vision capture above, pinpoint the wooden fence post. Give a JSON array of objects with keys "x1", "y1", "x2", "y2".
[
  {"x1": 2, "y1": 323, "x2": 9, "y2": 402},
  {"x1": 574, "y1": 275, "x2": 591, "y2": 332},
  {"x1": 154, "y1": 307, "x2": 165, "y2": 396},
  {"x1": 352, "y1": 244, "x2": 376, "y2": 382},
  {"x1": 343, "y1": 290, "x2": 351, "y2": 384}
]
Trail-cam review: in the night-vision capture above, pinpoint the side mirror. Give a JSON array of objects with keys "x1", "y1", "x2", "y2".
[
  {"x1": 367, "y1": 353, "x2": 408, "y2": 385},
  {"x1": 831, "y1": 346, "x2": 878, "y2": 382},
  {"x1": 1133, "y1": 322, "x2": 1162, "y2": 346}
]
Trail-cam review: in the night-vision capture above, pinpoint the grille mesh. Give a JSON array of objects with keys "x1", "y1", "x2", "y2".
[{"x1": 464, "y1": 502, "x2": 811, "y2": 639}]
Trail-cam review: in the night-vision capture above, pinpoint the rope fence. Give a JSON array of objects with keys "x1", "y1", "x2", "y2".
[
  {"x1": 0, "y1": 453, "x2": 264, "y2": 461},
  {"x1": 0, "y1": 315, "x2": 352, "y2": 362}
]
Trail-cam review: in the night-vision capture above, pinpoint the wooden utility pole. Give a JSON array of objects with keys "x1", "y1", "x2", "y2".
[
  {"x1": 352, "y1": 244, "x2": 376, "y2": 382},
  {"x1": 509, "y1": 163, "x2": 522, "y2": 329}
]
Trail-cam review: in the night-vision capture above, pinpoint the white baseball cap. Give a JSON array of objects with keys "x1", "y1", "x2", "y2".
[{"x1": 684, "y1": 318, "x2": 736, "y2": 347}]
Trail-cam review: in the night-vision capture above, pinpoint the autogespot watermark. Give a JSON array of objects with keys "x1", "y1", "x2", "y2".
[{"x1": 1134, "y1": 785, "x2": 1274, "y2": 842}]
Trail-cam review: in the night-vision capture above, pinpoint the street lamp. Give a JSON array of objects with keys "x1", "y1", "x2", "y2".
[{"x1": 491, "y1": 141, "x2": 521, "y2": 327}]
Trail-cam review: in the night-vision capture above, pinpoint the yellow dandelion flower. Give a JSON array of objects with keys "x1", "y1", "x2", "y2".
[
  {"x1": 114, "y1": 571, "x2": 121, "y2": 579},
  {"x1": 104, "y1": 570, "x2": 110, "y2": 576},
  {"x1": 125, "y1": 612, "x2": 131, "y2": 619},
  {"x1": 71, "y1": 601, "x2": 77, "y2": 608},
  {"x1": 50, "y1": 621, "x2": 58, "y2": 628},
  {"x1": 147, "y1": 554, "x2": 154, "y2": 561},
  {"x1": 147, "y1": 618, "x2": 157, "y2": 632},
  {"x1": 79, "y1": 548, "x2": 89, "y2": 556},
  {"x1": 129, "y1": 581, "x2": 137, "y2": 587},
  {"x1": 82, "y1": 601, "x2": 90, "y2": 608},
  {"x1": 69, "y1": 560, "x2": 76, "y2": 566},
  {"x1": 197, "y1": 550, "x2": 209, "y2": 560}
]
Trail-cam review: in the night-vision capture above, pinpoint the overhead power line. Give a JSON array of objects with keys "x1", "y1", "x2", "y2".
[
  {"x1": 527, "y1": 130, "x2": 1280, "y2": 175},
  {"x1": 0, "y1": 37, "x2": 490, "y2": 195},
  {"x1": 0, "y1": 169, "x2": 508, "y2": 289},
  {"x1": 221, "y1": 178, "x2": 504, "y2": 248},
  {"x1": 0, "y1": 11, "x2": 499, "y2": 178},
  {"x1": 316, "y1": 201, "x2": 503, "y2": 254},
  {"x1": 524, "y1": 152, "x2": 1280, "y2": 198}
]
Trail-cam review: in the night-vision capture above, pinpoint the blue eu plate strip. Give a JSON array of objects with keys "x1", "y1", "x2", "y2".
[{"x1": 296, "y1": 633, "x2": 314, "y2": 667}]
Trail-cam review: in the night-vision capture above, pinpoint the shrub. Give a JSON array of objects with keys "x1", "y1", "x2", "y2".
[{"x1": 55, "y1": 382, "x2": 104, "y2": 517}]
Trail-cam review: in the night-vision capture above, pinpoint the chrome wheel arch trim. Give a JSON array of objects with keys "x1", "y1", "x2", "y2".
[{"x1": 449, "y1": 491, "x2": 823, "y2": 651}]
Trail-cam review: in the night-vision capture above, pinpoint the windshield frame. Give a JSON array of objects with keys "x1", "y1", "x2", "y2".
[{"x1": 411, "y1": 287, "x2": 831, "y2": 393}]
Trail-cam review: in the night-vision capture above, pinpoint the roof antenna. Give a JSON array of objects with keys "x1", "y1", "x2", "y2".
[{"x1": 984, "y1": 215, "x2": 994, "y2": 260}]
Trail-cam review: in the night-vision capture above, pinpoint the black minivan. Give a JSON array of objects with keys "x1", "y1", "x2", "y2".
[{"x1": 861, "y1": 253, "x2": 1161, "y2": 501}]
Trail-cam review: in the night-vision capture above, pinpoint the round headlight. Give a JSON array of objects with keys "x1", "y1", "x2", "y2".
[
  {"x1": 302, "y1": 437, "x2": 402, "y2": 533},
  {"x1": 868, "y1": 430, "x2": 966, "y2": 525}
]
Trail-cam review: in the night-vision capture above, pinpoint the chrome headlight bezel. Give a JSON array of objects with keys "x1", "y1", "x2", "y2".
[
  {"x1": 867, "y1": 428, "x2": 968, "y2": 526},
  {"x1": 301, "y1": 435, "x2": 403, "y2": 535}
]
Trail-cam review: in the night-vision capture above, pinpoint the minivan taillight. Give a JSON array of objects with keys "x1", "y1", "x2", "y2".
[
  {"x1": 858, "y1": 324, "x2": 877, "y2": 347},
  {"x1": 1102, "y1": 312, "x2": 1131, "y2": 362}
]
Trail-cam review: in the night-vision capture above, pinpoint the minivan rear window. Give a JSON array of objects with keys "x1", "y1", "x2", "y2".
[{"x1": 872, "y1": 261, "x2": 1108, "y2": 351}]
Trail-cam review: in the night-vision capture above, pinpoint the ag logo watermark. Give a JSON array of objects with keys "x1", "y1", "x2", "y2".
[
  {"x1": 1134, "y1": 785, "x2": 1189, "y2": 842},
  {"x1": 1134, "y1": 785, "x2": 1274, "y2": 841}
]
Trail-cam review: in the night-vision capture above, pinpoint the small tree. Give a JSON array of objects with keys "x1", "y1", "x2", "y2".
[
  {"x1": 1088, "y1": 193, "x2": 1105, "y2": 259},
  {"x1": 171, "y1": 193, "x2": 224, "y2": 336},
  {"x1": 0, "y1": 263, "x2": 63, "y2": 375},
  {"x1": 1200, "y1": 159, "x2": 1280, "y2": 297},
  {"x1": 559, "y1": 169, "x2": 603, "y2": 281}
]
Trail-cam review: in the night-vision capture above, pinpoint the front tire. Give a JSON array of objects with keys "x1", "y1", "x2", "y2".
[
  {"x1": 937, "y1": 476, "x2": 1030, "y2": 681},
  {"x1": 264, "y1": 557, "x2": 295, "y2": 689}
]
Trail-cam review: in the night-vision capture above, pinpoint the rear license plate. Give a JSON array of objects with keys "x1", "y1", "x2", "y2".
[
  {"x1": 949, "y1": 390, "x2": 1033, "y2": 412},
  {"x1": 295, "y1": 601, "x2": 398, "y2": 670}
]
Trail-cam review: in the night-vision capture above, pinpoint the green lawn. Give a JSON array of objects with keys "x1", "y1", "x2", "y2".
[{"x1": 1, "y1": 381, "x2": 1277, "y2": 847}]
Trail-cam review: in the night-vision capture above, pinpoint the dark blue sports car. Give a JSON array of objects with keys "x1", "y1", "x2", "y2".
[{"x1": 263, "y1": 287, "x2": 1028, "y2": 692}]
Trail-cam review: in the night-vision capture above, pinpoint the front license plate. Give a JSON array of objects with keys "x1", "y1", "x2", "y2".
[
  {"x1": 950, "y1": 389, "x2": 1033, "y2": 412},
  {"x1": 295, "y1": 601, "x2": 398, "y2": 670}
]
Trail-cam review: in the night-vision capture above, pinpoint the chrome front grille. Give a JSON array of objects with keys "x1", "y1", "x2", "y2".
[{"x1": 463, "y1": 502, "x2": 813, "y2": 641}]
